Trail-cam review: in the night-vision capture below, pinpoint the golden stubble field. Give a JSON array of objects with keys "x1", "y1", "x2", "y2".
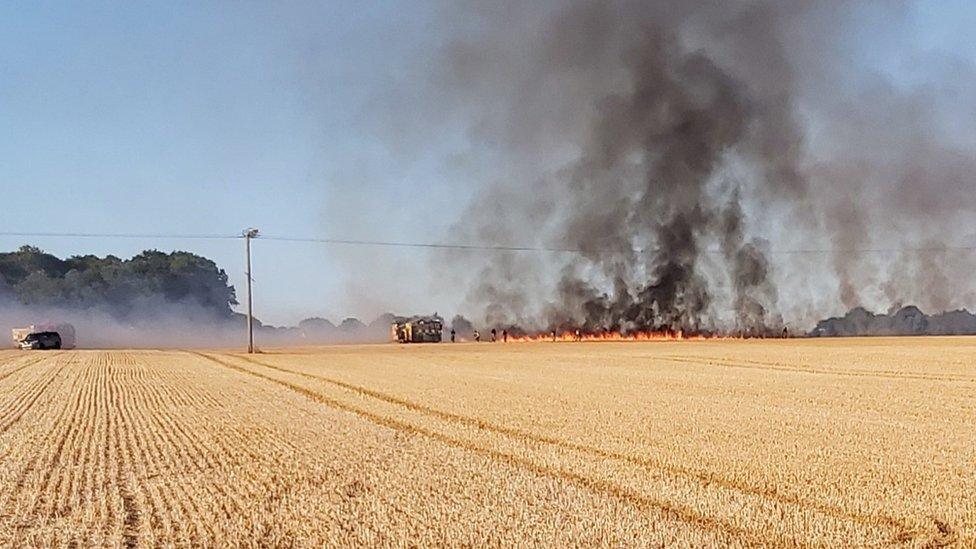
[{"x1": 0, "y1": 338, "x2": 971, "y2": 547}]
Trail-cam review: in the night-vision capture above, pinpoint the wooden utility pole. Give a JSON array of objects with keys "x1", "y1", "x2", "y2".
[{"x1": 243, "y1": 228, "x2": 259, "y2": 353}]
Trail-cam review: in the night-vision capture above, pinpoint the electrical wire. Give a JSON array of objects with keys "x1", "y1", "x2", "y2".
[
  {"x1": 259, "y1": 235, "x2": 976, "y2": 256},
  {"x1": 258, "y1": 235, "x2": 582, "y2": 253},
  {"x1": 2, "y1": 231, "x2": 974, "y2": 256}
]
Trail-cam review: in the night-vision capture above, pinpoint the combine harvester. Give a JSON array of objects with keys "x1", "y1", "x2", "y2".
[
  {"x1": 12, "y1": 323, "x2": 76, "y2": 350},
  {"x1": 391, "y1": 316, "x2": 443, "y2": 343}
]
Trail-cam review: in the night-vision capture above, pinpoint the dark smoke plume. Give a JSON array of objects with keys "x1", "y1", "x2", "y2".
[
  {"x1": 437, "y1": 1, "x2": 810, "y2": 334},
  {"x1": 812, "y1": 306, "x2": 976, "y2": 337},
  {"x1": 422, "y1": 0, "x2": 976, "y2": 333}
]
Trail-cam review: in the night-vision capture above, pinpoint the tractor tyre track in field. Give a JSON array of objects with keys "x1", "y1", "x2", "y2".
[
  {"x1": 126, "y1": 357, "x2": 221, "y2": 544},
  {"x1": 194, "y1": 351, "x2": 805, "y2": 548},
  {"x1": 0, "y1": 356, "x2": 65, "y2": 436},
  {"x1": 0, "y1": 355, "x2": 46, "y2": 384},
  {"x1": 28, "y1": 357, "x2": 97, "y2": 530},
  {"x1": 127, "y1": 370, "x2": 202, "y2": 542},
  {"x1": 45, "y1": 362, "x2": 94, "y2": 527},
  {"x1": 2, "y1": 355, "x2": 82, "y2": 540},
  {"x1": 657, "y1": 354, "x2": 976, "y2": 383},
  {"x1": 107, "y1": 359, "x2": 144, "y2": 549},
  {"x1": 224, "y1": 352, "x2": 921, "y2": 544},
  {"x1": 113, "y1": 359, "x2": 169, "y2": 544},
  {"x1": 3, "y1": 356, "x2": 76, "y2": 480},
  {"x1": 118, "y1": 483, "x2": 140, "y2": 549},
  {"x1": 0, "y1": 345, "x2": 967, "y2": 546},
  {"x1": 130, "y1": 354, "x2": 264, "y2": 540},
  {"x1": 144, "y1": 352, "x2": 311, "y2": 529}
]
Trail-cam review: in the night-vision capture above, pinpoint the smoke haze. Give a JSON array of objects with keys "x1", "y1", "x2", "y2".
[
  {"x1": 409, "y1": 0, "x2": 976, "y2": 332},
  {"x1": 3, "y1": 3, "x2": 974, "y2": 337},
  {"x1": 0, "y1": 298, "x2": 403, "y2": 349},
  {"x1": 0, "y1": 246, "x2": 400, "y2": 348}
]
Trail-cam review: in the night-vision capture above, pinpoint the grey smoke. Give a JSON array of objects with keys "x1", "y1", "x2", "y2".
[
  {"x1": 0, "y1": 298, "x2": 425, "y2": 349},
  {"x1": 416, "y1": 0, "x2": 976, "y2": 332},
  {"x1": 811, "y1": 305, "x2": 976, "y2": 337},
  {"x1": 0, "y1": 297, "x2": 249, "y2": 349}
]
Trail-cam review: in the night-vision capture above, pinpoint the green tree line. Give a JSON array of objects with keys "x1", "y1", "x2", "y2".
[{"x1": 0, "y1": 246, "x2": 237, "y2": 320}]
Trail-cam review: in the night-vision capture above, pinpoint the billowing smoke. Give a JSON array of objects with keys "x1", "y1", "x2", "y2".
[
  {"x1": 449, "y1": 314, "x2": 475, "y2": 339},
  {"x1": 812, "y1": 305, "x2": 976, "y2": 337},
  {"x1": 421, "y1": 0, "x2": 976, "y2": 333}
]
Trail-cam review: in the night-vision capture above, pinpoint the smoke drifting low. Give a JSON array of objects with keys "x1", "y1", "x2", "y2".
[
  {"x1": 422, "y1": 0, "x2": 976, "y2": 333},
  {"x1": 0, "y1": 246, "x2": 246, "y2": 348},
  {"x1": 0, "y1": 299, "x2": 245, "y2": 349},
  {"x1": 812, "y1": 306, "x2": 976, "y2": 337},
  {"x1": 0, "y1": 298, "x2": 402, "y2": 349},
  {"x1": 0, "y1": 246, "x2": 444, "y2": 348}
]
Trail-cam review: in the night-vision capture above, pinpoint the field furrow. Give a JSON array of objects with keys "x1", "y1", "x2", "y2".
[
  {"x1": 227, "y1": 340, "x2": 973, "y2": 546},
  {"x1": 658, "y1": 353, "x2": 976, "y2": 383},
  {"x1": 0, "y1": 339, "x2": 970, "y2": 546},
  {"x1": 230, "y1": 352, "x2": 917, "y2": 536},
  {"x1": 0, "y1": 356, "x2": 63, "y2": 435},
  {"x1": 201, "y1": 352, "x2": 920, "y2": 546}
]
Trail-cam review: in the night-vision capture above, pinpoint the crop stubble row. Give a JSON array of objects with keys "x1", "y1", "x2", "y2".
[
  {"x1": 0, "y1": 351, "x2": 718, "y2": 546},
  {"x1": 198, "y1": 350, "x2": 964, "y2": 547},
  {"x1": 0, "y1": 340, "x2": 970, "y2": 547}
]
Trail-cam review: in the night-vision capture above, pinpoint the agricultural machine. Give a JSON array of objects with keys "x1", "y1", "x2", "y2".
[{"x1": 391, "y1": 316, "x2": 443, "y2": 343}]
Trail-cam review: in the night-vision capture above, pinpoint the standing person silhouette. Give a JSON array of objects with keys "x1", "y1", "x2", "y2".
[
  {"x1": 450, "y1": 328, "x2": 456, "y2": 343},
  {"x1": 474, "y1": 330, "x2": 480, "y2": 342}
]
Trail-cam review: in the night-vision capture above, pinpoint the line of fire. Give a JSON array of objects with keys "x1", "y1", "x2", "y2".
[{"x1": 390, "y1": 315, "x2": 789, "y2": 344}]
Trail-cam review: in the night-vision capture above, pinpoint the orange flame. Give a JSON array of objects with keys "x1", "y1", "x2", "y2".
[{"x1": 506, "y1": 330, "x2": 723, "y2": 343}]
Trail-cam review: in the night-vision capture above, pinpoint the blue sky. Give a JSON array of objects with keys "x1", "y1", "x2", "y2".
[
  {"x1": 1, "y1": 1, "x2": 973, "y2": 325},
  {"x1": 0, "y1": 1, "x2": 464, "y2": 324}
]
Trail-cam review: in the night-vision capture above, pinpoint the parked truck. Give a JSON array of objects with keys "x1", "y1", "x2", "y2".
[
  {"x1": 391, "y1": 316, "x2": 443, "y2": 343},
  {"x1": 12, "y1": 323, "x2": 76, "y2": 350}
]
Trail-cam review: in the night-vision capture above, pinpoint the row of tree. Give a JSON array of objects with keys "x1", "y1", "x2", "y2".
[
  {"x1": 0, "y1": 246, "x2": 468, "y2": 342},
  {"x1": 0, "y1": 246, "x2": 237, "y2": 321}
]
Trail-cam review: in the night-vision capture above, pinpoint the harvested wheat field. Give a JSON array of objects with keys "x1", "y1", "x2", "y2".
[{"x1": 0, "y1": 338, "x2": 972, "y2": 547}]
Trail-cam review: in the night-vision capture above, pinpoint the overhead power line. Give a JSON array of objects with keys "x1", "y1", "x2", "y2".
[
  {"x1": 2, "y1": 231, "x2": 975, "y2": 256},
  {"x1": 259, "y1": 235, "x2": 582, "y2": 253},
  {"x1": 259, "y1": 235, "x2": 976, "y2": 256},
  {"x1": 754, "y1": 246, "x2": 976, "y2": 255}
]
